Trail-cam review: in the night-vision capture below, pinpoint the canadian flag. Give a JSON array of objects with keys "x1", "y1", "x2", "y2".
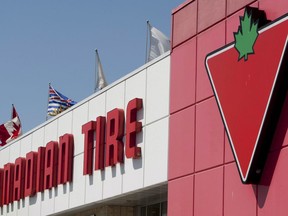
[{"x1": 0, "y1": 105, "x2": 22, "y2": 146}]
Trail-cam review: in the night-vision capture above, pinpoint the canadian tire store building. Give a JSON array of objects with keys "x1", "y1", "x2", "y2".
[{"x1": 1, "y1": 0, "x2": 288, "y2": 215}]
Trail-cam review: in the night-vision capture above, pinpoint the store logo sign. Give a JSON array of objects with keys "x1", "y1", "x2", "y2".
[
  {"x1": 205, "y1": 7, "x2": 288, "y2": 183},
  {"x1": 0, "y1": 98, "x2": 143, "y2": 206}
]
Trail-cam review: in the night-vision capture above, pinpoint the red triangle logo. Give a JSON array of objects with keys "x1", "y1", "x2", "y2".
[{"x1": 206, "y1": 8, "x2": 288, "y2": 183}]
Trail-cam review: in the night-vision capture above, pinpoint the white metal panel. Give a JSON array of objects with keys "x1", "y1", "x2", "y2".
[
  {"x1": 106, "y1": 82, "x2": 125, "y2": 113},
  {"x1": 102, "y1": 81, "x2": 125, "y2": 199},
  {"x1": 54, "y1": 111, "x2": 73, "y2": 213},
  {"x1": 83, "y1": 93, "x2": 107, "y2": 204},
  {"x1": 41, "y1": 119, "x2": 58, "y2": 216},
  {"x1": 69, "y1": 153, "x2": 85, "y2": 208},
  {"x1": 102, "y1": 164, "x2": 123, "y2": 199},
  {"x1": 28, "y1": 193, "x2": 41, "y2": 216},
  {"x1": 31, "y1": 127, "x2": 44, "y2": 151},
  {"x1": 122, "y1": 68, "x2": 147, "y2": 194},
  {"x1": 16, "y1": 198, "x2": 29, "y2": 216},
  {"x1": 9, "y1": 140, "x2": 20, "y2": 162},
  {"x1": 146, "y1": 56, "x2": 170, "y2": 124},
  {"x1": 19, "y1": 135, "x2": 32, "y2": 158},
  {"x1": 88, "y1": 92, "x2": 106, "y2": 121},
  {"x1": 41, "y1": 189, "x2": 56, "y2": 216},
  {"x1": 144, "y1": 117, "x2": 169, "y2": 187},
  {"x1": 72, "y1": 104, "x2": 88, "y2": 155},
  {"x1": 125, "y1": 69, "x2": 147, "y2": 114},
  {"x1": 0, "y1": 146, "x2": 10, "y2": 167},
  {"x1": 5, "y1": 204, "x2": 16, "y2": 216},
  {"x1": 58, "y1": 111, "x2": 73, "y2": 137},
  {"x1": 84, "y1": 170, "x2": 103, "y2": 204},
  {"x1": 122, "y1": 130, "x2": 145, "y2": 193},
  {"x1": 0, "y1": 205, "x2": 7, "y2": 216},
  {"x1": 54, "y1": 184, "x2": 70, "y2": 213},
  {"x1": 44, "y1": 119, "x2": 58, "y2": 144}
]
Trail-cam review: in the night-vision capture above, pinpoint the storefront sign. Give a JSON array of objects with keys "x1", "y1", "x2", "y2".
[
  {"x1": 206, "y1": 7, "x2": 288, "y2": 183},
  {"x1": 0, "y1": 98, "x2": 143, "y2": 206}
]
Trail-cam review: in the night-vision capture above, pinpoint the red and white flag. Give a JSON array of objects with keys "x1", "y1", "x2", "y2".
[{"x1": 0, "y1": 105, "x2": 22, "y2": 146}]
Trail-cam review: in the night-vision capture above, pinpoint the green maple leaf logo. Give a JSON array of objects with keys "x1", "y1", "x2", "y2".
[{"x1": 234, "y1": 9, "x2": 259, "y2": 61}]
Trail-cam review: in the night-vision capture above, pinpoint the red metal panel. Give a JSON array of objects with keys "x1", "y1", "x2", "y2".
[
  {"x1": 170, "y1": 38, "x2": 196, "y2": 113},
  {"x1": 224, "y1": 163, "x2": 256, "y2": 216},
  {"x1": 259, "y1": 0, "x2": 288, "y2": 20},
  {"x1": 168, "y1": 175, "x2": 194, "y2": 216},
  {"x1": 194, "y1": 167, "x2": 223, "y2": 216},
  {"x1": 196, "y1": 22, "x2": 225, "y2": 102},
  {"x1": 227, "y1": 0, "x2": 256, "y2": 15},
  {"x1": 198, "y1": 0, "x2": 226, "y2": 32},
  {"x1": 169, "y1": 106, "x2": 195, "y2": 180},
  {"x1": 195, "y1": 97, "x2": 224, "y2": 172},
  {"x1": 172, "y1": 0, "x2": 197, "y2": 47}
]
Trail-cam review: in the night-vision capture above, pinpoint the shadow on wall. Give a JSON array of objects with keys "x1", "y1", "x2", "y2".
[{"x1": 253, "y1": 91, "x2": 288, "y2": 207}]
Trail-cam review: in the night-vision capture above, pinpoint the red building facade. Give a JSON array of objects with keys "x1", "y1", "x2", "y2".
[{"x1": 168, "y1": 0, "x2": 288, "y2": 215}]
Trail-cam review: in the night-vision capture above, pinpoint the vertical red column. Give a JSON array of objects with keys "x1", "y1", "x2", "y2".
[
  {"x1": 82, "y1": 121, "x2": 96, "y2": 175},
  {"x1": 25, "y1": 151, "x2": 38, "y2": 197},
  {"x1": 0, "y1": 168, "x2": 4, "y2": 207},
  {"x1": 125, "y1": 98, "x2": 142, "y2": 159},
  {"x1": 2, "y1": 163, "x2": 14, "y2": 204},
  {"x1": 36, "y1": 147, "x2": 46, "y2": 193},
  {"x1": 168, "y1": 1, "x2": 198, "y2": 216},
  {"x1": 44, "y1": 141, "x2": 58, "y2": 189},
  {"x1": 105, "y1": 108, "x2": 124, "y2": 166},
  {"x1": 58, "y1": 134, "x2": 74, "y2": 184},
  {"x1": 13, "y1": 157, "x2": 26, "y2": 201},
  {"x1": 95, "y1": 116, "x2": 106, "y2": 170}
]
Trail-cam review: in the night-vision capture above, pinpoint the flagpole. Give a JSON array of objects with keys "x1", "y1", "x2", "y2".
[
  {"x1": 46, "y1": 83, "x2": 51, "y2": 121},
  {"x1": 94, "y1": 49, "x2": 98, "y2": 93},
  {"x1": 11, "y1": 104, "x2": 14, "y2": 119},
  {"x1": 145, "y1": 20, "x2": 150, "y2": 63}
]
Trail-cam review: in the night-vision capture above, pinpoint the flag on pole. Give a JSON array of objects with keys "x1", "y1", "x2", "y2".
[
  {"x1": 95, "y1": 49, "x2": 107, "y2": 92},
  {"x1": 47, "y1": 84, "x2": 77, "y2": 116},
  {"x1": 147, "y1": 21, "x2": 171, "y2": 62},
  {"x1": 0, "y1": 105, "x2": 22, "y2": 146}
]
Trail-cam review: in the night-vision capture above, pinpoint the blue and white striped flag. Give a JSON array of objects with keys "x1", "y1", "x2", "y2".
[{"x1": 47, "y1": 84, "x2": 77, "y2": 116}]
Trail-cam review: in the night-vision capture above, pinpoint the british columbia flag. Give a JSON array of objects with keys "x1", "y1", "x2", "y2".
[{"x1": 47, "y1": 84, "x2": 77, "y2": 116}]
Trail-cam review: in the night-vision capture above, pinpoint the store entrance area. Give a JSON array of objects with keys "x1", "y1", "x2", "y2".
[{"x1": 54, "y1": 184, "x2": 167, "y2": 216}]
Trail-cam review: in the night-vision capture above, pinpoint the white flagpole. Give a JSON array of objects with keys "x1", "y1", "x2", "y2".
[{"x1": 145, "y1": 20, "x2": 150, "y2": 63}]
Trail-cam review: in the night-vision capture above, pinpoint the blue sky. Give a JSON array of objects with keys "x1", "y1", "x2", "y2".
[{"x1": 0, "y1": 1, "x2": 184, "y2": 132}]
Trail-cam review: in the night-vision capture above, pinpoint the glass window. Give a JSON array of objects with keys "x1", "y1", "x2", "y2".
[
  {"x1": 147, "y1": 203, "x2": 160, "y2": 216},
  {"x1": 140, "y1": 201, "x2": 167, "y2": 216},
  {"x1": 141, "y1": 206, "x2": 147, "y2": 216},
  {"x1": 161, "y1": 201, "x2": 167, "y2": 216}
]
